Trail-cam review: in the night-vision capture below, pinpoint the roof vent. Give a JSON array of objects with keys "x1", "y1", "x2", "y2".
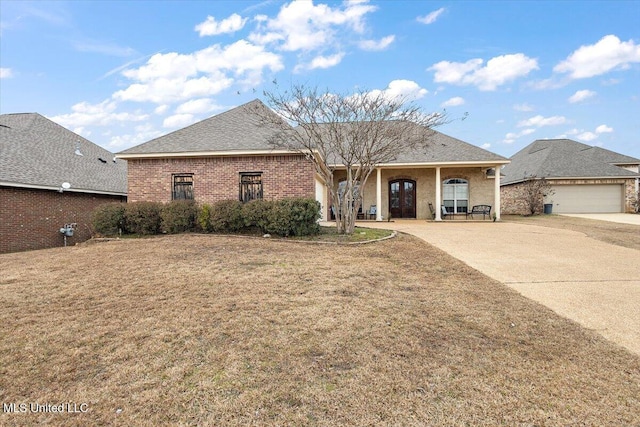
[{"x1": 74, "y1": 141, "x2": 83, "y2": 156}]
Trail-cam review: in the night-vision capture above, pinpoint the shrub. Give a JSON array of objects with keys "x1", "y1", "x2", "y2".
[
  {"x1": 92, "y1": 203, "x2": 126, "y2": 236},
  {"x1": 124, "y1": 201, "x2": 162, "y2": 235},
  {"x1": 242, "y1": 199, "x2": 274, "y2": 233},
  {"x1": 161, "y1": 200, "x2": 197, "y2": 234},
  {"x1": 266, "y1": 198, "x2": 321, "y2": 237},
  {"x1": 210, "y1": 200, "x2": 244, "y2": 233},
  {"x1": 198, "y1": 203, "x2": 214, "y2": 232}
]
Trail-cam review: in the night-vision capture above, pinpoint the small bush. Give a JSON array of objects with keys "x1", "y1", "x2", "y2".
[
  {"x1": 92, "y1": 203, "x2": 126, "y2": 236},
  {"x1": 242, "y1": 199, "x2": 274, "y2": 233},
  {"x1": 161, "y1": 200, "x2": 197, "y2": 234},
  {"x1": 210, "y1": 200, "x2": 244, "y2": 233},
  {"x1": 124, "y1": 202, "x2": 162, "y2": 235},
  {"x1": 266, "y1": 198, "x2": 320, "y2": 237},
  {"x1": 198, "y1": 203, "x2": 214, "y2": 232}
]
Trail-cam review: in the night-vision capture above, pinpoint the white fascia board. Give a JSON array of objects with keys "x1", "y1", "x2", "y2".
[
  {"x1": 0, "y1": 181, "x2": 127, "y2": 196},
  {"x1": 116, "y1": 149, "x2": 300, "y2": 159},
  {"x1": 502, "y1": 175, "x2": 639, "y2": 186},
  {"x1": 328, "y1": 160, "x2": 510, "y2": 169}
]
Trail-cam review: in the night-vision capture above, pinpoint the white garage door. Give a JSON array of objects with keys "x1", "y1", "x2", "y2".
[{"x1": 550, "y1": 184, "x2": 623, "y2": 213}]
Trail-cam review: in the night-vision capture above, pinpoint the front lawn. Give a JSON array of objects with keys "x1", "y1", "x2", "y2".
[{"x1": 1, "y1": 234, "x2": 638, "y2": 426}]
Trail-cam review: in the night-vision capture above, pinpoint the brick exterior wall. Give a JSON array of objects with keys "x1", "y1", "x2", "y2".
[
  {"x1": 126, "y1": 155, "x2": 315, "y2": 204},
  {"x1": 501, "y1": 178, "x2": 638, "y2": 215},
  {"x1": 500, "y1": 182, "x2": 538, "y2": 215},
  {"x1": 0, "y1": 186, "x2": 125, "y2": 253}
]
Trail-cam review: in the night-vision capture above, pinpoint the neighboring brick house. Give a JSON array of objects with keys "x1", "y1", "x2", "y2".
[
  {"x1": 0, "y1": 113, "x2": 127, "y2": 253},
  {"x1": 118, "y1": 99, "x2": 510, "y2": 221},
  {"x1": 501, "y1": 139, "x2": 640, "y2": 214}
]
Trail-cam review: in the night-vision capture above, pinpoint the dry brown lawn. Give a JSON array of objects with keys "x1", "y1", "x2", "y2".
[
  {"x1": 503, "y1": 214, "x2": 640, "y2": 251},
  {"x1": 1, "y1": 233, "x2": 639, "y2": 426}
]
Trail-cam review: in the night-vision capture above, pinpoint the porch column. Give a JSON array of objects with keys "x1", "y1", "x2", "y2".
[
  {"x1": 494, "y1": 164, "x2": 501, "y2": 221},
  {"x1": 376, "y1": 167, "x2": 383, "y2": 221},
  {"x1": 435, "y1": 166, "x2": 442, "y2": 221}
]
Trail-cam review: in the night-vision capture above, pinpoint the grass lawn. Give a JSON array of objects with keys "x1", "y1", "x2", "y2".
[{"x1": 1, "y1": 233, "x2": 639, "y2": 426}]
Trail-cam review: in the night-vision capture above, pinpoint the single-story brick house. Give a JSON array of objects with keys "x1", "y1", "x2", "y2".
[
  {"x1": 117, "y1": 99, "x2": 509, "y2": 221},
  {"x1": 0, "y1": 113, "x2": 127, "y2": 253},
  {"x1": 501, "y1": 139, "x2": 640, "y2": 214}
]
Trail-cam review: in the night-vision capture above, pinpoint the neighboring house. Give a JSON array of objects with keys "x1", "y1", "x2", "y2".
[
  {"x1": 117, "y1": 99, "x2": 509, "y2": 221},
  {"x1": 0, "y1": 113, "x2": 127, "y2": 253},
  {"x1": 501, "y1": 139, "x2": 640, "y2": 214}
]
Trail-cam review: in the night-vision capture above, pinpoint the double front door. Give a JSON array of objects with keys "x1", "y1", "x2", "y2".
[{"x1": 389, "y1": 179, "x2": 416, "y2": 218}]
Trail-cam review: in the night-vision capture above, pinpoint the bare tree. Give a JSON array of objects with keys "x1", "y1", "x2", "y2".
[
  {"x1": 521, "y1": 175, "x2": 555, "y2": 215},
  {"x1": 251, "y1": 84, "x2": 448, "y2": 234}
]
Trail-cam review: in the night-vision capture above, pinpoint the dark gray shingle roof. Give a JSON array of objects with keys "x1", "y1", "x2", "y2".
[
  {"x1": 118, "y1": 99, "x2": 287, "y2": 155},
  {"x1": 0, "y1": 113, "x2": 127, "y2": 194},
  {"x1": 501, "y1": 139, "x2": 640, "y2": 185},
  {"x1": 119, "y1": 99, "x2": 506, "y2": 164}
]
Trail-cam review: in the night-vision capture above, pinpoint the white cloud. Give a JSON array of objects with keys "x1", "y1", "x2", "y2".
[
  {"x1": 309, "y1": 52, "x2": 345, "y2": 69},
  {"x1": 429, "y1": 53, "x2": 538, "y2": 91},
  {"x1": 73, "y1": 127, "x2": 91, "y2": 137},
  {"x1": 513, "y1": 103, "x2": 534, "y2": 111},
  {"x1": 441, "y1": 96, "x2": 465, "y2": 107},
  {"x1": 163, "y1": 113, "x2": 195, "y2": 129},
  {"x1": 577, "y1": 131, "x2": 598, "y2": 141},
  {"x1": 175, "y1": 98, "x2": 224, "y2": 115},
  {"x1": 595, "y1": 124, "x2": 613, "y2": 134},
  {"x1": 107, "y1": 124, "x2": 163, "y2": 150},
  {"x1": 358, "y1": 35, "x2": 395, "y2": 51},
  {"x1": 517, "y1": 115, "x2": 567, "y2": 128},
  {"x1": 154, "y1": 105, "x2": 169, "y2": 115},
  {"x1": 72, "y1": 39, "x2": 136, "y2": 57},
  {"x1": 554, "y1": 35, "x2": 640, "y2": 79},
  {"x1": 195, "y1": 13, "x2": 247, "y2": 36},
  {"x1": 0, "y1": 68, "x2": 13, "y2": 78},
  {"x1": 115, "y1": 40, "x2": 283, "y2": 104},
  {"x1": 568, "y1": 89, "x2": 596, "y2": 103},
  {"x1": 417, "y1": 7, "x2": 445, "y2": 24},
  {"x1": 49, "y1": 99, "x2": 149, "y2": 127},
  {"x1": 566, "y1": 124, "x2": 613, "y2": 143},
  {"x1": 503, "y1": 128, "x2": 536, "y2": 143},
  {"x1": 481, "y1": 143, "x2": 491, "y2": 149},
  {"x1": 365, "y1": 79, "x2": 428, "y2": 102},
  {"x1": 249, "y1": 0, "x2": 377, "y2": 51}
]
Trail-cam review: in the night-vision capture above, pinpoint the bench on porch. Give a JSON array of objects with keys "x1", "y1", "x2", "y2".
[{"x1": 466, "y1": 204, "x2": 492, "y2": 220}]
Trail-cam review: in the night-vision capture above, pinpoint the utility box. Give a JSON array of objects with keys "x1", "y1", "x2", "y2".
[{"x1": 59, "y1": 227, "x2": 74, "y2": 237}]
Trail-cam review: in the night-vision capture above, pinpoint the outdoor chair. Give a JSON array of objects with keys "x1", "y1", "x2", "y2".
[{"x1": 367, "y1": 205, "x2": 377, "y2": 220}]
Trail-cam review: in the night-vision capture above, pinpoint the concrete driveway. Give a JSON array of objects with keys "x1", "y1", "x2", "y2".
[
  {"x1": 361, "y1": 219, "x2": 640, "y2": 355},
  {"x1": 560, "y1": 213, "x2": 640, "y2": 225}
]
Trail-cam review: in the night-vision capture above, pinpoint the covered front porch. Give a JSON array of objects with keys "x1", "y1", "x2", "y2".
[{"x1": 319, "y1": 162, "x2": 507, "y2": 222}]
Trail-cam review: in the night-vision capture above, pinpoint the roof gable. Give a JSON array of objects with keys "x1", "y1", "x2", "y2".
[
  {"x1": 0, "y1": 113, "x2": 127, "y2": 194},
  {"x1": 502, "y1": 139, "x2": 640, "y2": 184},
  {"x1": 118, "y1": 99, "x2": 288, "y2": 156}
]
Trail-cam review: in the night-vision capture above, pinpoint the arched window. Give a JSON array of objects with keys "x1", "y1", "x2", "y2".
[{"x1": 443, "y1": 178, "x2": 468, "y2": 214}]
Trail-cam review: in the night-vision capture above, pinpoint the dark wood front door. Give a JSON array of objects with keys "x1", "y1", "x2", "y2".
[{"x1": 389, "y1": 179, "x2": 416, "y2": 218}]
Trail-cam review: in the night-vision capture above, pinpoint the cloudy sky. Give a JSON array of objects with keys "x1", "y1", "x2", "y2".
[{"x1": 1, "y1": 0, "x2": 639, "y2": 158}]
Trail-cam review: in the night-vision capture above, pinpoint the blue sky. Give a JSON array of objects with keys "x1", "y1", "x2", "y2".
[{"x1": 1, "y1": 0, "x2": 639, "y2": 158}]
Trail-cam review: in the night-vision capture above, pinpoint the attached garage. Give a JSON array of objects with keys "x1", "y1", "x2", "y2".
[{"x1": 549, "y1": 184, "x2": 624, "y2": 213}]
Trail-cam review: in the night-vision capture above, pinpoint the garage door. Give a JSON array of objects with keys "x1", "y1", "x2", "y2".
[{"x1": 550, "y1": 184, "x2": 623, "y2": 213}]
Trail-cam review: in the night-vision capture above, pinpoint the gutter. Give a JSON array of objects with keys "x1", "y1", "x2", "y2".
[{"x1": 0, "y1": 181, "x2": 127, "y2": 197}]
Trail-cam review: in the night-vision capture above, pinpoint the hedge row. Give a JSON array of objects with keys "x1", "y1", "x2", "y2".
[{"x1": 92, "y1": 198, "x2": 320, "y2": 237}]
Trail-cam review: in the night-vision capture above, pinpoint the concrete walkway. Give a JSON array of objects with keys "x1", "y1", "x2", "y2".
[{"x1": 360, "y1": 219, "x2": 640, "y2": 355}]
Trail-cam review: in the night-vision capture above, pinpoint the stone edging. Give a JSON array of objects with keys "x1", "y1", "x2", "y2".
[{"x1": 88, "y1": 229, "x2": 398, "y2": 246}]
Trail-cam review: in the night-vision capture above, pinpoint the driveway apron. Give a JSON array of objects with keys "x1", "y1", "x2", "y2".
[{"x1": 361, "y1": 220, "x2": 640, "y2": 355}]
